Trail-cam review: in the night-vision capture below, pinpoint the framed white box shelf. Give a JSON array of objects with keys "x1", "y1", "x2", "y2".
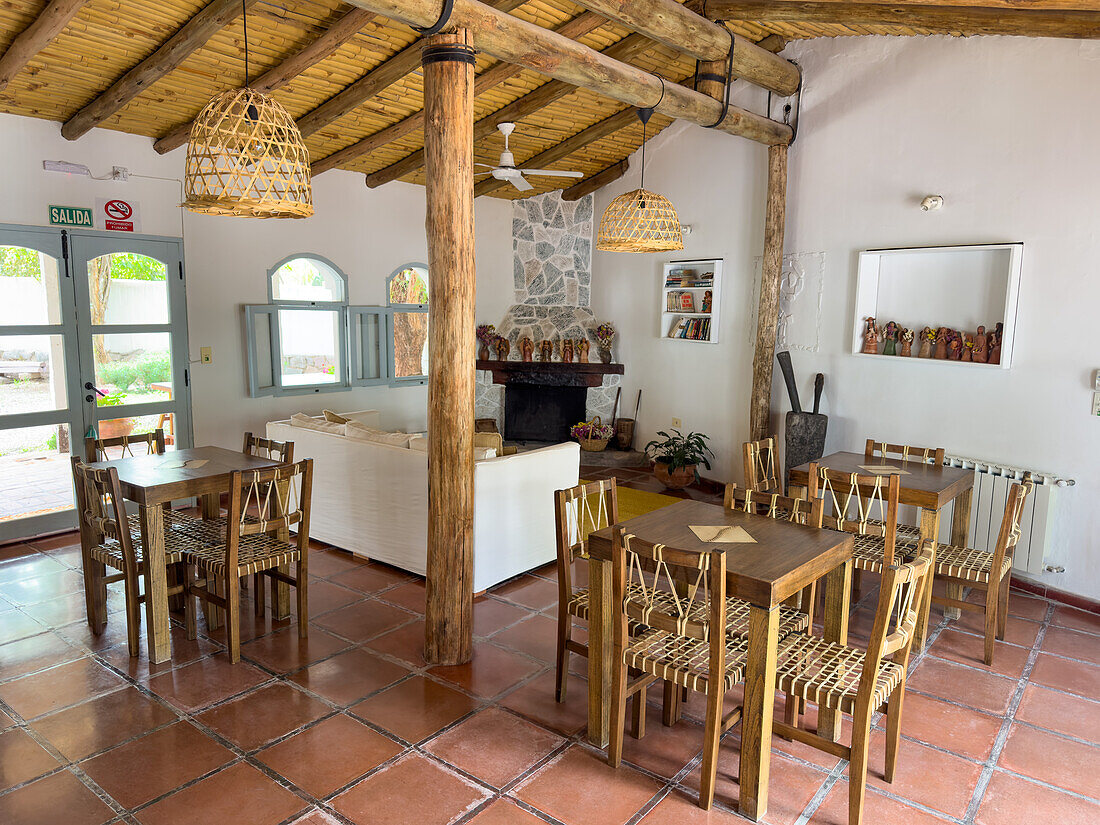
[
  {"x1": 661, "y1": 258, "x2": 723, "y2": 344},
  {"x1": 853, "y1": 243, "x2": 1023, "y2": 369}
]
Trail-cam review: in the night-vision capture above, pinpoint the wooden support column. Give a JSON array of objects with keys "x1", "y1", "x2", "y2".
[
  {"x1": 749, "y1": 143, "x2": 788, "y2": 441},
  {"x1": 422, "y1": 29, "x2": 477, "y2": 666}
]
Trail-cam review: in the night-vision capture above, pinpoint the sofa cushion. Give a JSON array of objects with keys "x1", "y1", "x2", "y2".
[
  {"x1": 346, "y1": 421, "x2": 415, "y2": 448},
  {"x1": 408, "y1": 435, "x2": 496, "y2": 460},
  {"x1": 290, "y1": 413, "x2": 346, "y2": 436}
]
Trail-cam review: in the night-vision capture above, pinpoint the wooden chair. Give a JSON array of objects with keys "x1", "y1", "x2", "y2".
[
  {"x1": 183, "y1": 460, "x2": 313, "y2": 662},
  {"x1": 71, "y1": 458, "x2": 192, "y2": 657},
  {"x1": 553, "y1": 479, "x2": 618, "y2": 702},
  {"x1": 772, "y1": 545, "x2": 934, "y2": 825},
  {"x1": 810, "y1": 464, "x2": 902, "y2": 583},
  {"x1": 85, "y1": 429, "x2": 166, "y2": 462},
  {"x1": 864, "y1": 439, "x2": 946, "y2": 546},
  {"x1": 928, "y1": 478, "x2": 1032, "y2": 665},
  {"x1": 743, "y1": 435, "x2": 782, "y2": 494},
  {"x1": 242, "y1": 432, "x2": 293, "y2": 462},
  {"x1": 608, "y1": 528, "x2": 746, "y2": 810}
]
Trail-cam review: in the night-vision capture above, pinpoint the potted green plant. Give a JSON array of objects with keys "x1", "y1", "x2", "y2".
[
  {"x1": 96, "y1": 391, "x2": 134, "y2": 440},
  {"x1": 645, "y1": 429, "x2": 713, "y2": 490}
]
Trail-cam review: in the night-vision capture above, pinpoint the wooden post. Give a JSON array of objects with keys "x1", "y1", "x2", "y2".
[
  {"x1": 749, "y1": 143, "x2": 788, "y2": 441},
  {"x1": 422, "y1": 28, "x2": 476, "y2": 666}
]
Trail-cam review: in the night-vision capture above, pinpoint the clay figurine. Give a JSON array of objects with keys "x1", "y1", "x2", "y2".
[
  {"x1": 899, "y1": 327, "x2": 914, "y2": 357},
  {"x1": 972, "y1": 326, "x2": 988, "y2": 363},
  {"x1": 577, "y1": 338, "x2": 590, "y2": 363},
  {"x1": 538, "y1": 339, "x2": 553, "y2": 362},
  {"x1": 947, "y1": 333, "x2": 962, "y2": 361},
  {"x1": 494, "y1": 335, "x2": 511, "y2": 361},
  {"x1": 861, "y1": 317, "x2": 881, "y2": 355},
  {"x1": 918, "y1": 327, "x2": 934, "y2": 358},
  {"x1": 989, "y1": 322, "x2": 1003, "y2": 365},
  {"x1": 881, "y1": 321, "x2": 900, "y2": 356},
  {"x1": 561, "y1": 339, "x2": 575, "y2": 364},
  {"x1": 519, "y1": 336, "x2": 534, "y2": 363},
  {"x1": 961, "y1": 333, "x2": 973, "y2": 362},
  {"x1": 702, "y1": 290, "x2": 713, "y2": 314},
  {"x1": 934, "y1": 327, "x2": 949, "y2": 360}
]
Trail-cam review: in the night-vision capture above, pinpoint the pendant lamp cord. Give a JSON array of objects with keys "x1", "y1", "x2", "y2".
[
  {"x1": 637, "y1": 76, "x2": 665, "y2": 191},
  {"x1": 242, "y1": 0, "x2": 250, "y2": 87}
]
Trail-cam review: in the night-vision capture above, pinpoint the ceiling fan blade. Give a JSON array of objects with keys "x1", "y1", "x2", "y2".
[
  {"x1": 473, "y1": 162, "x2": 497, "y2": 168},
  {"x1": 519, "y1": 169, "x2": 584, "y2": 178},
  {"x1": 509, "y1": 174, "x2": 534, "y2": 192}
]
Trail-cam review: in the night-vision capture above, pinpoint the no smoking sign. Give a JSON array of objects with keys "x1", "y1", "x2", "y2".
[{"x1": 95, "y1": 197, "x2": 141, "y2": 232}]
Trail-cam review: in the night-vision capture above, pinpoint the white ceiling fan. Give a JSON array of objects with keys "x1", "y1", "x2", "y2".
[{"x1": 475, "y1": 122, "x2": 583, "y2": 192}]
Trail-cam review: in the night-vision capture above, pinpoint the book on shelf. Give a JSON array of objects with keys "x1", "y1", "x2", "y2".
[
  {"x1": 667, "y1": 316, "x2": 711, "y2": 340},
  {"x1": 679, "y1": 292, "x2": 695, "y2": 311}
]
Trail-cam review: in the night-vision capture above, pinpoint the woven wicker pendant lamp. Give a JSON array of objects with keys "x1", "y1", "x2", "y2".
[
  {"x1": 183, "y1": 2, "x2": 312, "y2": 219},
  {"x1": 596, "y1": 104, "x2": 682, "y2": 253}
]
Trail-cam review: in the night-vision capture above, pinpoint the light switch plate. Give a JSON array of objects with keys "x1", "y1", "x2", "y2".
[
  {"x1": 1093, "y1": 392, "x2": 1100, "y2": 417},
  {"x1": 671, "y1": 417, "x2": 682, "y2": 428},
  {"x1": 1095, "y1": 370, "x2": 1100, "y2": 391},
  {"x1": 200, "y1": 346, "x2": 213, "y2": 364}
]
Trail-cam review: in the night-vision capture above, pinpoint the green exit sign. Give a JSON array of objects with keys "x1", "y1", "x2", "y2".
[{"x1": 48, "y1": 205, "x2": 93, "y2": 227}]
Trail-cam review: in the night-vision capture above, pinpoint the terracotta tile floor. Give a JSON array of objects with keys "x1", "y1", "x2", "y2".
[{"x1": 1, "y1": 469, "x2": 1098, "y2": 825}]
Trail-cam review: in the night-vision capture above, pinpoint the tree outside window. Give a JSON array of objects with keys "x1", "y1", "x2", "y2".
[{"x1": 388, "y1": 265, "x2": 429, "y2": 380}]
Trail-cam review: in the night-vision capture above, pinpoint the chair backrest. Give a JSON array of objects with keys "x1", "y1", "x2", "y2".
[
  {"x1": 810, "y1": 464, "x2": 901, "y2": 565},
  {"x1": 858, "y1": 546, "x2": 934, "y2": 707},
  {"x1": 70, "y1": 457, "x2": 138, "y2": 573},
  {"x1": 473, "y1": 431, "x2": 503, "y2": 454},
  {"x1": 743, "y1": 435, "x2": 782, "y2": 494},
  {"x1": 723, "y1": 484, "x2": 823, "y2": 528},
  {"x1": 986, "y1": 477, "x2": 1033, "y2": 574},
  {"x1": 864, "y1": 439, "x2": 945, "y2": 466},
  {"x1": 612, "y1": 528, "x2": 725, "y2": 643},
  {"x1": 227, "y1": 460, "x2": 312, "y2": 536},
  {"x1": 85, "y1": 429, "x2": 165, "y2": 462},
  {"x1": 554, "y1": 479, "x2": 618, "y2": 600},
  {"x1": 243, "y1": 432, "x2": 294, "y2": 462}
]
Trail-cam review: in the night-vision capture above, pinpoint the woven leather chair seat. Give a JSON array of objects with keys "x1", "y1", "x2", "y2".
[
  {"x1": 184, "y1": 533, "x2": 301, "y2": 577},
  {"x1": 625, "y1": 628, "x2": 748, "y2": 693},
  {"x1": 866, "y1": 519, "x2": 921, "y2": 546},
  {"x1": 92, "y1": 514, "x2": 202, "y2": 569},
  {"x1": 931, "y1": 543, "x2": 1011, "y2": 584},
  {"x1": 775, "y1": 634, "x2": 905, "y2": 713},
  {"x1": 850, "y1": 533, "x2": 893, "y2": 572}
]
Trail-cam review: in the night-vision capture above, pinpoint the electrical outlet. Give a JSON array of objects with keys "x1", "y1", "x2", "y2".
[
  {"x1": 1095, "y1": 370, "x2": 1100, "y2": 391},
  {"x1": 200, "y1": 346, "x2": 213, "y2": 365},
  {"x1": 671, "y1": 417, "x2": 682, "y2": 429},
  {"x1": 1093, "y1": 392, "x2": 1100, "y2": 417}
]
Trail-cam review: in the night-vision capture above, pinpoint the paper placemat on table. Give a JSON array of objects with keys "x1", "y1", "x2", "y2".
[
  {"x1": 165, "y1": 459, "x2": 209, "y2": 470},
  {"x1": 858, "y1": 464, "x2": 910, "y2": 475},
  {"x1": 690, "y1": 525, "x2": 757, "y2": 543}
]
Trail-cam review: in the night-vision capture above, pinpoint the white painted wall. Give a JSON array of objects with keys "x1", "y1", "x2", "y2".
[
  {"x1": 593, "y1": 36, "x2": 1100, "y2": 600},
  {"x1": 0, "y1": 113, "x2": 514, "y2": 449}
]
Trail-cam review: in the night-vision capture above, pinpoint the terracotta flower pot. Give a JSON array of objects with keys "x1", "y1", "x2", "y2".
[
  {"x1": 97, "y1": 417, "x2": 134, "y2": 440},
  {"x1": 654, "y1": 460, "x2": 696, "y2": 490}
]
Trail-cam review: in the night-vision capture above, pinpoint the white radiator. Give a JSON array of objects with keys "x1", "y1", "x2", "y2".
[{"x1": 938, "y1": 455, "x2": 1074, "y2": 575}]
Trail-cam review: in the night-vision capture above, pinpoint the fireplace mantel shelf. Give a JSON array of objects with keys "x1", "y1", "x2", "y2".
[{"x1": 476, "y1": 359, "x2": 624, "y2": 388}]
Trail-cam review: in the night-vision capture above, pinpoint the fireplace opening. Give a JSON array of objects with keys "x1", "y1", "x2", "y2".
[{"x1": 504, "y1": 384, "x2": 587, "y2": 443}]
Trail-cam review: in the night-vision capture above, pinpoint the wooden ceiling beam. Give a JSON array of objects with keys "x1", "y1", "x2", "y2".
[
  {"x1": 365, "y1": 31, "x2": 651, "y2": 188},
  {"x1": 698, "y1": 2, "x2": 1100, "y2": 39},
  {"x1": 561, "y1": 158, "x2": 629, "y2": 201},
  {"x1": 343, "y1": 0, "x2": 792, "y2": 147},
  {"x1": 61, "y1": 0, "x2": 259, "y2": 141},
  {"x1": 153, "y1": 7, "x2": 377, "y2": 154},
  {"x1": 296, "y1": 0, "x2": 525, "y2": 140},
  {"x1": 311, "y1": 8, "x2": 607, "y2": 176},
  {"x1": 0, "y1": 0, "x2": 90, "y2": 92},
  {"x1": 474, "y1": 105, "x2": 639, "y2": 197},
  {"x1": 567, "y1": 0, "x2": 800, "y2": 95}
]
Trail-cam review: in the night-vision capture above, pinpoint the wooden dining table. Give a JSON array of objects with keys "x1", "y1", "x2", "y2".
[
  {"x1": 586, "y1": 498, "x2": 854, "y2": 821},
  {"x1": 88, "y1": 446, "x2": 283, "y2": 663},
  {"x1": 788, "y1": 451, "x2": 975, "y2": 642}
]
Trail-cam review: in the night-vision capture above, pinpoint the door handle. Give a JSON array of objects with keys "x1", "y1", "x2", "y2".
[{"x1": 84, "y1": 382, "x2": 106, "y2": 397}]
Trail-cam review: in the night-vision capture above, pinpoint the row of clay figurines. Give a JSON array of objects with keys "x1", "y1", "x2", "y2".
[
  {"x1": 862, "y1": 318, "x2": 1004, "y2": 363},
  {"x1": 492, "y1": 336, "x2": 592, "y2": 363}
]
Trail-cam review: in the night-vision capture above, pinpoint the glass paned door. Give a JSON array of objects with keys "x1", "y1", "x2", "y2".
[
  {"x1": 69, "y1": 233, "x2": 191, "y2": 460},
  {"x1": 0, "y1": 227, "x2": 83, "y2": 540}
]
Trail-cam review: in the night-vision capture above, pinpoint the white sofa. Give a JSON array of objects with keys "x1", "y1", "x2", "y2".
[{"x1": 267, "y1": 411, "x2": 580, "y2": 592}]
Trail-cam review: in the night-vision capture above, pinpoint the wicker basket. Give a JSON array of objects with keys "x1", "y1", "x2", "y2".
[{"x1": 576, "y1": 416, "x2": 611, "y2": 452}]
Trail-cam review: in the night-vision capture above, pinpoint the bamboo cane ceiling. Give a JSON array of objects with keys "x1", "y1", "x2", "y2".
[{"x1": 0, "y1": 0, "x2": 1063, "y2": 199}]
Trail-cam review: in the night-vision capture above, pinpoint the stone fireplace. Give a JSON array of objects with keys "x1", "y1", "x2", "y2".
[{"x1": 475, "y1": 191, "x2": 621, "y2": 436}]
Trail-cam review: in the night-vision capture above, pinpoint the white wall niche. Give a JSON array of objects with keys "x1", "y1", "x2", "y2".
[{"x1": 852, "y1": 242, "x2": 1023, "y2": 368}]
